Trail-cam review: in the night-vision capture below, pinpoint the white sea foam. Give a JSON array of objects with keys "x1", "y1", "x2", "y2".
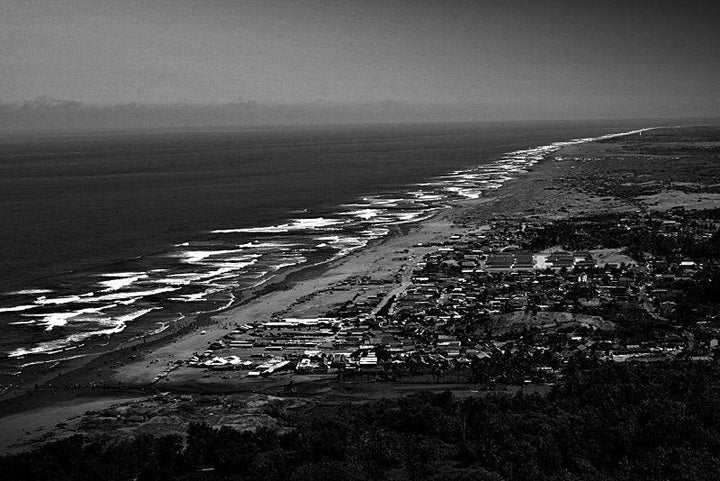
[
  {"x1": 316, "y1": 234, "x2": 370, "y2": 258},
  {"x1": 455, "y1": 189, "x2": 482, "y2": 199},
  {"x1": 206, "y1": 294, "x2": 236, "y2": 313},
  {"x1": 99, "y1": 273, "x2": 148, "y2": 291},
  {"x1": 151, "y1": 323, "x2": 170, "y2": 335},
  {"x1": 7, "y1": 308, "x2": 157, "y2": 358},
  {"x1": 18, "y1": 353, "x2": 88, "y2": 369},
  {"x1": 237, "y1": 241, "x2": 298, "y2": 248},
  {"x1": 396, "y1": 212, "x2": 425, "y2": 221},
  {"x1": 365, "y1": 211, "x2": 432, "y2": 225},
  {"x1": 341, "y1": 208, "x2": 384, "y2": 220},
  {"x1": 88, "y1": 286, "x2": 179, "y2": 302},
  {"x1": 315, "y1": 235, "x2": 343, "y2": 242},
  {"x1": 100, "y1": 271, "x2": 146, "y2": 278},
  {"x1": 180, "y1": 259, "x2": 257, "y2": 285},
  {"x1": 328, "y1": 236, "x2": 367, "y2": 247},
  {"x1": 271, "y1": 257, "x2": 307, "y2": 271},
  {"x1": 363, "y1": 197, "x2": 404, "y2": 205},
  {"x1": 22, "y1": 312, "x2": 81, "y2": 331},
  {"x1": 200, "y1": 274, "x2": 240, "y2": 285},
  {"x1": 359, "y1": 227, "x2": 390, "y2": 237},
  {"x1": 148, "y1": 275, "x2": 195, "y2": 286},
  {"x1": 425, "y1": 127, "x2": 658, "y2": 208},
  {"x1": 407, "y1": 191, "x2": 444, "y2": 201},
  {"x1": 199, "y1": 264, "x2": 247, "y2": 274},
  {"x1": 169, "y1": 290, "x2": 219, "y2": 302},
  {"x1": 153, "y1": 259, "x2": 255, "y2": 286},
  {"x1": 34, "y1": 294, "x2": 91, "y2": 306},
  {"x1": 180, "y1": 249, "x2": 249, "y2": 263},
  {"x1": 6, "y1": 126, "x2": 658, "y2": 362},
  {"x1": 211, "y1": 256, "x2": 262, "y2": 264},
  {"x1": 22, "y1": 304, "x2": 118, "y2": 331},
  {"x1": 246, "y1": 270, "x2": 269, "y2": 279},
  {"x1": 212, "y1": 217, "x2": 346, "y2": 234},
  {"x1": 4, "y1": 289, "x2": 54, "y2": 296},
  {"x1": 0, "y1": 304, "x2": 37, "y2": 313}
]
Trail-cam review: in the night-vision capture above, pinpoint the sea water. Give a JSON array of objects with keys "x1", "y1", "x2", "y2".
[{"x1": 0, "y1": 120, "x2": 655, "y2": 386}]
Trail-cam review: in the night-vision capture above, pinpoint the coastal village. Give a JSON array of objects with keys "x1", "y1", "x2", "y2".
[
  {"x1": 4, "y1": 0, "x2": 720, "y2": 475},
  {"x1": 172, "y1": 204, "x2": 720, "y2": 387},
  {"x1": 6, "y1": 127, "x2": 720, "y2": 461}
]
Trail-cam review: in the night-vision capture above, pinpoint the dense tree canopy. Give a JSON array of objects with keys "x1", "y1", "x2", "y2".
[{"x1": 3, "y1": 362, "x2": 720, "y2": 480}]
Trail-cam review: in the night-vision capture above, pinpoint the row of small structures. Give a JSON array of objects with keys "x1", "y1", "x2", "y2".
[{"x1": 176, "y1": 210, "x2": 720, "y2": 384}]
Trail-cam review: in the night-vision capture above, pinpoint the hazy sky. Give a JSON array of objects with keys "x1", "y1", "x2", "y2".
[{"x1": 1, "y1": 0, "x2": 719, "y2": 119}]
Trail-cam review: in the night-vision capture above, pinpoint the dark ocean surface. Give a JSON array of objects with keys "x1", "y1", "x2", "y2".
[{"x1": 0, "y1": 120, "x2": 656, "y2": 385}]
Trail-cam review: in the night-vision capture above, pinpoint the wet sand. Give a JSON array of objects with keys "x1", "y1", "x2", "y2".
[{"x1": 0, "y1": 132, "x2": 656, "y2": 453}]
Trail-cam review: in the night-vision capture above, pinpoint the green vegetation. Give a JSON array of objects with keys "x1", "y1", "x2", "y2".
[
  {"x1": 4, "y1": 362, "x2": 720, "y2": 480},
  {"x1": 526, "y1": 211, "x2": 720, "y2": 263}
]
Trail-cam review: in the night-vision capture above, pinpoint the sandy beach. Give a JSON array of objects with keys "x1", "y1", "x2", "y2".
[
  {"x1": 0, "y1": 213, "x2": 464, "y2": 451},
  {"x1": 0, "y1": 130, "x2": 672, "y2": 453},
  {"x1": 0, "y1": 198, "x2": 496, "y2": 451}
]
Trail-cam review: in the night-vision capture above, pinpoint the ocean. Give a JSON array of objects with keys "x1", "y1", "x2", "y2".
[{"x1": 0, "y1": 120, "x2": 655, "y2": 387}]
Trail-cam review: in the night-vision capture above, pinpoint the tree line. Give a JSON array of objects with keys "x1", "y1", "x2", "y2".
[{"x1": 4, "y1": 361, "x2": 720, "y2": 480}]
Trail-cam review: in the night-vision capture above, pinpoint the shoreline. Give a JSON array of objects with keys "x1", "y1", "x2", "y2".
[
  {"x1": 0, "y1": 206, "x2": 443, "y2": 409},
  {"x1": 0, "y1": 126, "x2": 659, "y2": 365},
  {"x1": 0, "y1": 126, "x2": 659, "y2": 453},
  {"x1": 0, "y1": 192, "x2": 485, "y2": 454}
]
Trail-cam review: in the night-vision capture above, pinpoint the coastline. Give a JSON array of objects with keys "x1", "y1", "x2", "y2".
[
  {"x1": 0, "y1": 207, "x2": 459, "y2": 452},
  {"x1": 0, "y1": 209, "x2": 443, "y2": 401},
  {"x1": 0, "y1": 126, "x2": 658, "y2": 453}
]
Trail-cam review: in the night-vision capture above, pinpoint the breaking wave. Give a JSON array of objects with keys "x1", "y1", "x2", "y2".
[{"x1": 0, "y1": 127, "x2": 655, "y2": 362}]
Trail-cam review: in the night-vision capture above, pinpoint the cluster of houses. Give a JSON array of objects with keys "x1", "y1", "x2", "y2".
[{"x1": 183, "y1": 208, "x2": 720, "y2": 384}]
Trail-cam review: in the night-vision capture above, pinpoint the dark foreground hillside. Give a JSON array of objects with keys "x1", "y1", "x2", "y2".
[{"x1": 3, "y1": 362, "x2": 720, "y2": 481}]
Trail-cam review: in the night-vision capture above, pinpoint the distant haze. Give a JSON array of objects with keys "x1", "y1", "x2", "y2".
[{"x1": 1, "y1": 0, "x2": 719, "y2": 129}]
